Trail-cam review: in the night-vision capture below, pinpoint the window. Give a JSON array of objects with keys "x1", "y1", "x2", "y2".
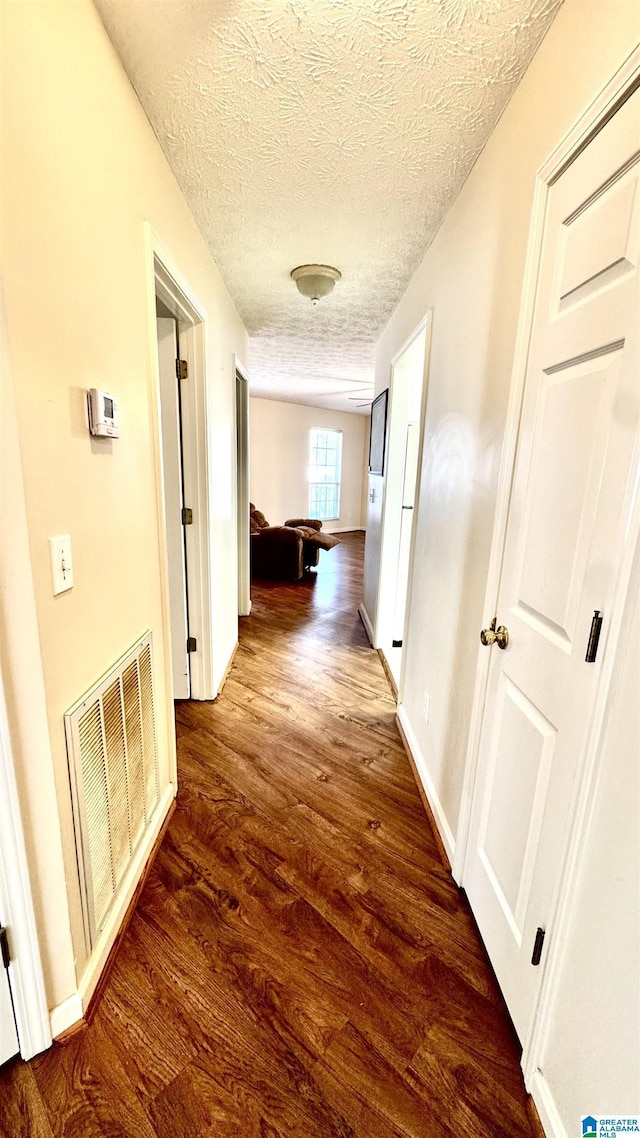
[{"x1": 309, "y1": 428, "x2": 342, "y2": 521}]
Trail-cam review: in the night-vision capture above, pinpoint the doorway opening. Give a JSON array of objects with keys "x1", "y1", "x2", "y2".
[
  {"x1": 152, "y1": 248, "x2": 214, "y2": 703},
  {"x1": 156, "y1": 304, "x2": 191, "y2": 698},
  {"x1": 377, "y1": 321, "x2": 429, "y2": 692}
]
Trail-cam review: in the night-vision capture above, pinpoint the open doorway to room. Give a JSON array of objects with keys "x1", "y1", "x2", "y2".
[
  {"x1": 152, "y1": 250, "x2": 214, "y2": 703},
  {"x1": 376, "y1": 320, "x2": 430, "y2": 692}
]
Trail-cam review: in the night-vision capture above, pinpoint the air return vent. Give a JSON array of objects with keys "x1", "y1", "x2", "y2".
[{"x1": 64, "y1": 632, "x2": 159, "y2": 951}]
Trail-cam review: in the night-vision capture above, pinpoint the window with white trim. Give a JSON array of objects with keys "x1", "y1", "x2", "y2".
[{"x1": 309, "y1": 428, "x2": 342, "y2": 521}]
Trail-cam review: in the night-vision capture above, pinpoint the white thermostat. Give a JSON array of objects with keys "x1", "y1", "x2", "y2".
[{"x1": 87, "y1": 388, "x2": 119, "y2": 437}]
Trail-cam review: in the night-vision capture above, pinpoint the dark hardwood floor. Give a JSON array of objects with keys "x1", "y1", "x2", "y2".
[{"x1": 0, "y1": 531, "x2": 539, "y2": 1137}]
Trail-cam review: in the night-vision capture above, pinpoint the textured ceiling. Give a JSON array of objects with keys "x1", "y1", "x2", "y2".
[{"x1": 95, "y1": 0, "x2": 563, "y2": 413}]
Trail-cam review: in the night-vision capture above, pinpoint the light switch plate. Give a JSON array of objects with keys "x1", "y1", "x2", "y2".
[{"x1": 49, "y1": 535, "x2": 73, "y2": 595}]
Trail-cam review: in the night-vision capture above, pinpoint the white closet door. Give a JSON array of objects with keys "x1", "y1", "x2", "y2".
[{"x1": 464, "y1": 87, "x2": 639, "y2": 1042}]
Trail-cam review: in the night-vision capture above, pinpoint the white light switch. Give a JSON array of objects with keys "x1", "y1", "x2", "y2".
[{"x1": 49, "y1": 535, "x2": 74, "y2": 595}]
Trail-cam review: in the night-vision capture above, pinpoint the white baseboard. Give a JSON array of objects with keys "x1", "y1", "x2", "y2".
[
  {"x1": 50, "y1": 991, "x2": 84, "y2": 1039},
  {"x1": 529, "y1": 1069, "x2": 567, "y2": 1138},
  {"x1": 396, "y1": 704, "x2": 456, "y2": 865},
  {"x1": 50, "y1": 782, "x2": 175, "y2": 1038},
  {"x1": 358, "y1": 603, "x2": 374, "y2": 645}
]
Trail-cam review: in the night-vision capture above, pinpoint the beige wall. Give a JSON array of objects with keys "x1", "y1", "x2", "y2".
[
  {"x1": 1, "y1": 0, "x2": 247, "y2": 1010},
  {"x1": 368, "y1": 0, "x2": 640, "y2": 842},
  {"x1": 250, "y1": 398, "x2": 368, "y2": 533},
  {"x1": 0, "y1": 288, "x2": 76, "y2": 1005}
]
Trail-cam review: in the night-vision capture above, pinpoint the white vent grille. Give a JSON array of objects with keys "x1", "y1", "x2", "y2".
[{"x1": 64, "y1": 632, "x2": 159, "y2": 950}]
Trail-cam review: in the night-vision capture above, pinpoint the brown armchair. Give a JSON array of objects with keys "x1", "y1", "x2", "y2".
[{"x1": 250, "y1": 505, "x2": 339, "y2": 581}]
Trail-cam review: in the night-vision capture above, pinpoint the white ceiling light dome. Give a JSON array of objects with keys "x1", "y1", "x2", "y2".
[{"x1": 291, "y1": 264, "x2": 342, "y2": 305}]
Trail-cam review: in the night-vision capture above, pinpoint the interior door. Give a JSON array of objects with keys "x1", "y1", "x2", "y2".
[
  {"x1": 464, "y1": 87, "x2": 639, "y2": 1043},
  {"x1": 0, "y1": 951, "x2": 19, "y2": 1065},
  {"x1": 157, "y1": 317, "x2": 190, "y2": 700},
  {"x1": 392, "y1": 421, "x2": 420, "y2": 644}
]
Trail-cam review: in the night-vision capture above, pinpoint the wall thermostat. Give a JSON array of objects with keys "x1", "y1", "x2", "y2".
[{"x1": 87, "y1": 388, "x2": 119, "y2": 438}]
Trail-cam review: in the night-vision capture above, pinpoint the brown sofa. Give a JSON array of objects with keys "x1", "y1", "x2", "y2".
[{"x1": 250, "y1": 504, "x2": 339, "y2": 581}]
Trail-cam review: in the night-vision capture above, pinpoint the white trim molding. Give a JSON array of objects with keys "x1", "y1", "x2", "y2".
[
  {"x1": 49, "y1": 993, "x2": 84, "y2": 1041},
  {"x1": 396, "y1": 704, "x2": 456, "y2": 866},
  {"x1": 145, "y1": 225, "x2": 214, "y2": 712},
  {"x1": 529, "y1": 1070, "x2": 569, "y2": 1138},
  {"x1": 396, "y1": 312, "x2": 433, "y2": 704},
  {"x1": 0, "y1": 677, "x2": 51, "y2": 1059},
  {"x1": 376, "y1": 313, "x2": 431, "y2": 664},
  {"x1": 358, "y1": 603, "x2": 375, "y2": 646}
]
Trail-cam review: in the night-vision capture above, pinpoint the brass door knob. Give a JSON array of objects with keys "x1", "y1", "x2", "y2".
[{"x1": 480, "y1": 617, "x2": 509, "y2": 650}]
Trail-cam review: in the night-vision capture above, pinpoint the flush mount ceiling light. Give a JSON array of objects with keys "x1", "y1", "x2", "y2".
[{"x1": 291, "y1": 264, "x2": 341, "y2": 305}]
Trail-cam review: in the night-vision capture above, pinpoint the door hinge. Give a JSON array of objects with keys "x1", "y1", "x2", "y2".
[
  {"x1": 585, "y1": 610, "x2": 603, "y2": 663},
  {"x1": 0, "y1": 927, "x2": 10, "y2": 969},
  {"x1": 176, "y1": 359, "x2": 188, "y2": 380},
  {"x1": 187, "y1": 636, "x2": 197, "y2": 653},
  {"x1": 392, "y1": 639, "x2": 403, "y2": 648},
  {"x1": 531, "y1": 926, "x2": 545, "y2": 966},
  {"x1": 182, "y1": 507, "x2": 193, "y2": 526}
]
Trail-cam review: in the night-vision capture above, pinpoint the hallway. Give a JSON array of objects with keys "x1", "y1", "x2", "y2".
[{"x1": 1, "y1": 533, "x2": 539, "y2": 1138}]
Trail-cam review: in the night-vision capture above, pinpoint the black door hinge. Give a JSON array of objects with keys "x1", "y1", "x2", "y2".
[
  {"x1": 531, "y1": 926, "x2": 545, "y2": 966},
  {"x1": 0, "y1": 927, "x2": 10, "y2": 969},
  {"x1": 392, "y1": 639, "x2": 403, "y2": 648},
  {"x1": 187, "y1": 637, "x2": 197, "y2": 653},
  {"x1": 585, "y1": 610, "x2": 603, "y2": 663},
  {"x1": 176, "y1": 359, "x2": 188, "y2": 380},
  {"x1": 182, "y1": 507, "x2": 193, "y2": 525}
]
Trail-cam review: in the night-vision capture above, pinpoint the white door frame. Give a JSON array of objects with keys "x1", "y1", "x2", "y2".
[
  {"x1": 396, "y1": 316, "x2": 432, "y2": 702},
  {"x1": 234, "y1": 358, "x2": 251, "y2": 617},
  {"x1": 0, "y1": 668, "x2": 51, "y2": 1060},
  {"x1": 145, "y1": 227, "x2": 213, "y2": 721},
  {"x1": 156, "y1": 316, "x2": 191, "y2": 699},
  {"x1": 454, "y1": 48, "x2": 640, "y2": 1092},
  {"x1": 376, "y1": 312, "x2": 432, "y2": 702}
]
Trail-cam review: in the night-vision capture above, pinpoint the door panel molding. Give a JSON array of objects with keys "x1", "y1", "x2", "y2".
[{"x1": 454, "y1": 46, "x2": 640, "y2": 1090}]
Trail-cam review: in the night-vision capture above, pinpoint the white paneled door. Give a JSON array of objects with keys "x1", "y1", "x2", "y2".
[
  {"x1": 0, "y1": 953, "x2": 19, "y2": 1065},
  {"x1": 464, "y1": 87, "x2": 639, "y2": 1043}
]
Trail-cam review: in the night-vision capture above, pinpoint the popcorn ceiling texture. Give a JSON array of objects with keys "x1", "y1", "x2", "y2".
[{"x1": 95, "y1": 0, "x2": 563, "y2": 412}]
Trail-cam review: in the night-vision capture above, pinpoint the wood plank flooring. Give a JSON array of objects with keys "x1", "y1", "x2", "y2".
[{"x1": 0, "y1": 532, "x2": 540, "y2": 1137}]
